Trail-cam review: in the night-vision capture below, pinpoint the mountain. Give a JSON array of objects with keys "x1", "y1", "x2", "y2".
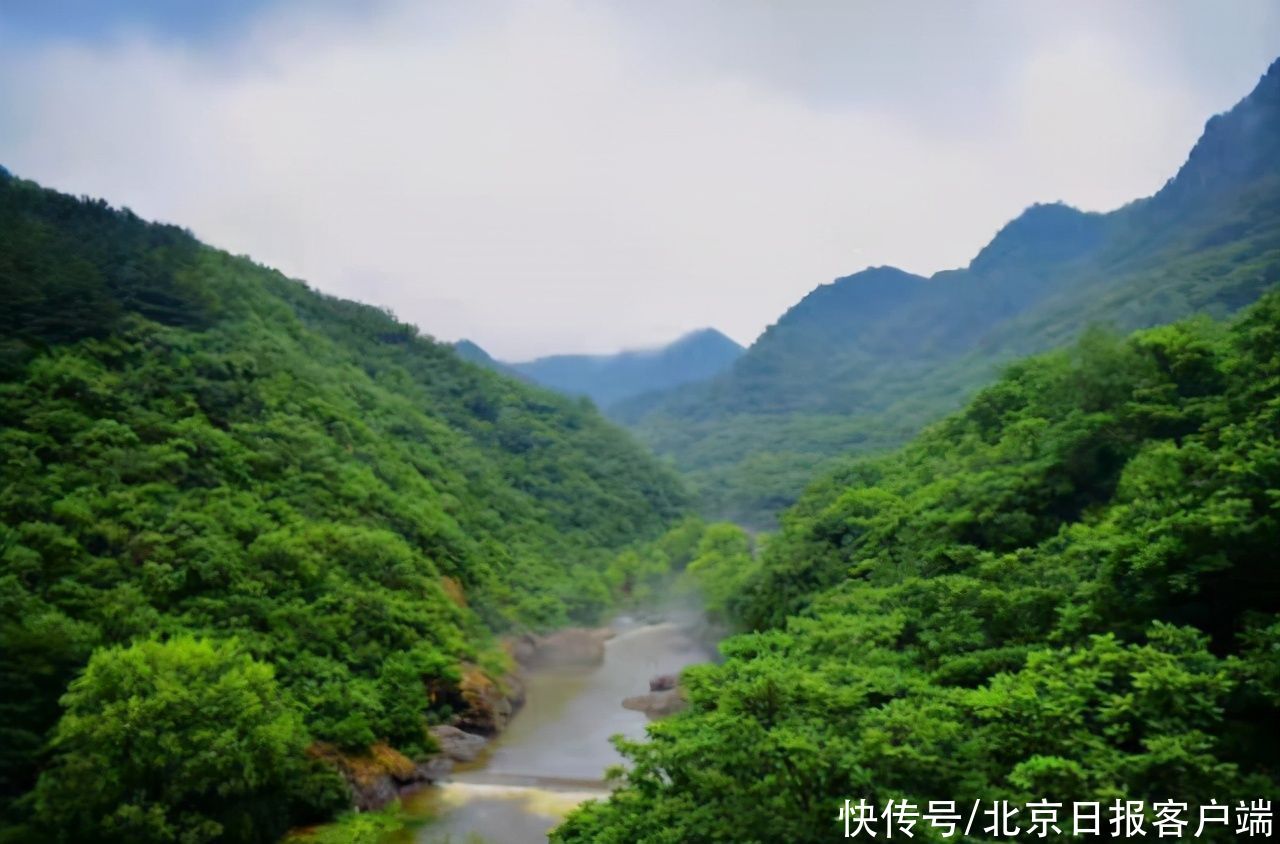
[
  {"x1": 451, "y1": 338, "x2": 528, "y2": 381},
  {"x1": 461, "y1": 328, "x2": 744, "y2": 409},
  {"x1": 559, "y1": 284, "x2": 1280, "y2": 844},
  {"x1": 452, "y1": 338, "x2": 502, "y2": 367},
  {"x1": 0, "y1": 170, "x2": 687, "y2": 838},
  {"x1": 617, "y1": 56, "x2": 1280, "y2": 527}
]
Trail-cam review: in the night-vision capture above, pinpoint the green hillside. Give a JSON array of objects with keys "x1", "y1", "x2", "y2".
[
  {"x1": 558, "y1": 284, "x2": 1280, "y2": 844},
  {"x1": 0, "y1": 171, "x2": 687, "y2": 841},
  {"x1": 618, "y1": 57, "x2": 1280, "y2": 527}
]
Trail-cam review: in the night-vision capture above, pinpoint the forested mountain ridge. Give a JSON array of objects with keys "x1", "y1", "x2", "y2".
[
  {"x1": 460, "y1": 327, "x2": 744, "y2": 409},
  {"x1": 451, "y1": 339, "x2": 528, "y2": 382},
  {"x1": 0, "y1": 170, "x2": 687, "y2": 841},
  {"x1": 618, "y1": 56, "x2": 1280, "y2": 527},
  {"x1": 558, "y1": 282, "x2": 1280, "y2": 844}
]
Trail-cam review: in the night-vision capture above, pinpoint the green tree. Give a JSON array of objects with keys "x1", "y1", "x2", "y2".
[{"x1": 33, "y1": 637, "x2": 337, "y2": 844}]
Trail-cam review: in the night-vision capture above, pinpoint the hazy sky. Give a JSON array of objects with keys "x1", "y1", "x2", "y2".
[{"x1": 2, "y1": 1, "x2": 1278, "y2": 359}]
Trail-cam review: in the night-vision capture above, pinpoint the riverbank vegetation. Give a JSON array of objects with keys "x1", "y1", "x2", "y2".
[
  {"x1": 6, "y1": 56, "x2": 1280, "y2": 844},
  {"x1": 556, "y1": 289, "x2": 1280, "y2": 842},
  {"x1": 0, "y1": 171, "x2": 687, "y2": 842},
  {"x1": 601, "y1": 517, "x2": 755, "y2": 625}
]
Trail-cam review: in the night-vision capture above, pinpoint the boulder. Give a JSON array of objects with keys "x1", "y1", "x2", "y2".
[
  {"x1": 622, "y1": 688, "x2": 686, "y2": 718},
  {"x1": 648, "y1": 673, "x2": 678, "y2": 692},
  {"x1": 520, "y1": 627, "x2": 613, "y2": 668},
  {"x1": 429, "y1": 725, "x2": 488, "y2": 763},
  {"x1": 416, "y1": 754, "x2": 454, "y2": 781},
  {"x1": 506, "y1": 633, "x2": 539, "y2": 667}
]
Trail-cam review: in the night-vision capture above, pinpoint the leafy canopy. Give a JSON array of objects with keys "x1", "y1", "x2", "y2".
[{"x1": 556, "y1": 289, "x2": 1280, "y2": 843}]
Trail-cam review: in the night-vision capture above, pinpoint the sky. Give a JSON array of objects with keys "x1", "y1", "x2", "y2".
[{"x1": 1, "y1": 1, "x2": 1278, "y2": 359}]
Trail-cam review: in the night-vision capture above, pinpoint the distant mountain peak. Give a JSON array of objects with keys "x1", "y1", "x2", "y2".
[
  {"x1": 490, "y1": 328, "x2": 744, "y2": 408},
  {"x1": 969, "y1": 202, "x2": 1108, "y2": 275},
  {"x1": 1152, "y1": 56, "x2": 1280, "y2": 209},
  {"x1": 834, "y1": 264, "x2": 921, "y2": 284},
  {"x1": 783, "y1": 265, "x2": 927, "y2": 324},
  {"x1": 667, "y1": 327, "x2": 744, "y2": 353},
  {"x1": 452, "y1": 338, "x2": 494, "y2": 362}
]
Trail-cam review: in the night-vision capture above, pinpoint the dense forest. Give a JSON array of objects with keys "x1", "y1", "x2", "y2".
[
  {"x1": 557, "y1": 286, "x2": 1280, "y2": 843},
  {"x1": 615, "y1": 57, "x2": 1280, "y2": 527},
  {"x1": 0, "y1": 170, "x2": 688, "y2": 842},
  {"x1": 5, "y1": 44, "x2": 1280, "y2": 844}
]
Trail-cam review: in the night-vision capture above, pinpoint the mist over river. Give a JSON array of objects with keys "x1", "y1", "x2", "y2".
[{"x1": 389, "y1": 618, "x2": 716, "y2": 843}]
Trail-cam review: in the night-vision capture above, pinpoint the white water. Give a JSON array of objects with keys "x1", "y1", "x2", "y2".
[{"x1": 391, "y1": 620, "x2": 713, "y2": 843}]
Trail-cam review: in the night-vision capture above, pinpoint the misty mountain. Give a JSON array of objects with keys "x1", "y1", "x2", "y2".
[
  {"x1": 451, "y1": 338, "x2": 528, "y2": 381},
  {"x1": 618, "y1": 56, "x2": 1280, "y2": 526},
  {"x1": 458, "y1": 328, "x2": 744, "y2": 409}
]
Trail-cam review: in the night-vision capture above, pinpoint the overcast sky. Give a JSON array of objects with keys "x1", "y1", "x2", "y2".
[{"x1": 2, "y1": 1, "x2": 1278, "y2": 359}]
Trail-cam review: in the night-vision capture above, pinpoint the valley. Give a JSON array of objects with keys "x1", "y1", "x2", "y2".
[{"x1": 0, "y1": 27, "x2": 1277, "y2": 844}]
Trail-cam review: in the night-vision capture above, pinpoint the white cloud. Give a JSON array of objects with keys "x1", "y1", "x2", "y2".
[{"x1": 1, "y1": 0, "x2": 1276, "y2": 358}]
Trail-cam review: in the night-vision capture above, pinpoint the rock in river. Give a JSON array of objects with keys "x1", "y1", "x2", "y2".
[
  {"x1": 648, "y1": 673, "x2": 678, "y2": 691},
  {"x1": 510, "y1": 627, "x2": 615, "y2": 669},
  {"x1": 621, "y1": 687, "x2": 686, "y2": 718}
]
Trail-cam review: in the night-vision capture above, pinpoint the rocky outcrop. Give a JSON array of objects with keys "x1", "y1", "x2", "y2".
[
  {"x1": 316, "y1": 625, "x2": 619, "y2": 813},
  {"x1": 306, "y1": 653, "x2": 527, "y2": 812},
  {"x1": 309, "y1": 742, "x2": 451, "y2": 812},
  {"x1": 508, "y1": 627, "x2": 615, "y2": 669},
  {"x1": 454, "y1": 663, "x2": 526, "y2": 734},
  {"x1": 429, "y1": 724, "x2": 488, "y2": 763}
]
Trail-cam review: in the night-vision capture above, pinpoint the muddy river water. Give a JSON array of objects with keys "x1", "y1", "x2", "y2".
[{"x1": 388, "y1": 619, "x2": 715, "y2": 843}]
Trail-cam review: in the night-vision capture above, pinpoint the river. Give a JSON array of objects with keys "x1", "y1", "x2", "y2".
[{"x1": 387, "y1": 619, "x2": 715, "y2": 843}]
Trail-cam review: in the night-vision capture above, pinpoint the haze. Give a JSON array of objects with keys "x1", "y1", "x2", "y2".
[{"x1": 1, "y1": 0, "x2": 1277, "y2": 358}]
